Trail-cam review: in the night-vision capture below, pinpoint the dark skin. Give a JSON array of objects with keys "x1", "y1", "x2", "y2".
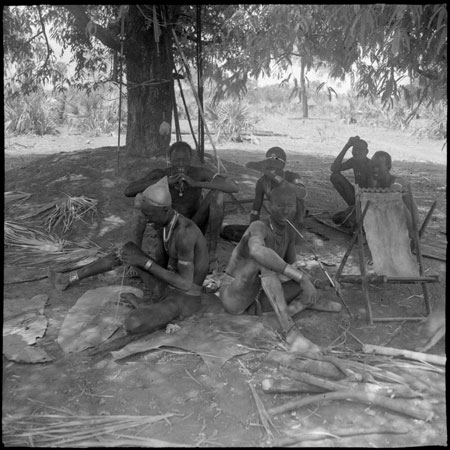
[
  {"x1": 125, "y1": 146, "x2": 238, "y2": 268},
  {"x1": 49, "y1": 198, "x2": 210, "y2": 334},
  {"x1": 124, "y1": 147, "x2": 238, "y2": 219},
  {"x1": 220, "y1": 190, "x2": 316, "y2": 315},
  {"x1": 330, "y1": 136, "x2": 372, "y2": 188},
  {"x1": 370, "y1": 153, "x2": 419, "y2": 224},
  {"x1": 249, "y1": 156, "x2": 307, "y2": 224}
]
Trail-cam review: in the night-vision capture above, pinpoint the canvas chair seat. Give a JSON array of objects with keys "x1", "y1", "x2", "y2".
[{"x1": 335, "y1": 186, "x2": 439, "y2": 324}]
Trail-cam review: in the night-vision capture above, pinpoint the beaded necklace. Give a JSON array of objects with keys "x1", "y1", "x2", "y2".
[{"x1": 163, "y1": 211, "x2": 179, "y2": 252}]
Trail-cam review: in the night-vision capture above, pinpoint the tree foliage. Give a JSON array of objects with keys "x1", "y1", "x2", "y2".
[{"x1": 4, "y1": 4, "x2": 447, "y2": 118}]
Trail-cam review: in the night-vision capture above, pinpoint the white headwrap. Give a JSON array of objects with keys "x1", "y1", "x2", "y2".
[{"x1": 135, "y1": 176, "x2": 171, "y2": 209}]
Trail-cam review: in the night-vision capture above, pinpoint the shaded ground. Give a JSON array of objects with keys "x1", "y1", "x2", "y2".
[{"x1": 3, "y1": 117, "x2": 447, "y2": 447}]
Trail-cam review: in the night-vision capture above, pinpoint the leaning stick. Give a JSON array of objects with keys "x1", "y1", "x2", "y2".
[
  {"x1": 362, "y1": 344, "x2": 446, "y2": 366},
  {"x1": 248, "y1": 383, "x2": 276, "y2": 441},
  {"x1": 286, "y1": 219, "x2": 354, "y2": 318},
  {"x1": 268, "y1": 390, "x2": 434, "y2": 421}
]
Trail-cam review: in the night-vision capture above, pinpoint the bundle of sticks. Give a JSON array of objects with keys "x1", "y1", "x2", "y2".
[{"x1": 252, "y1": 348, "x2": 445, "y2": 446}]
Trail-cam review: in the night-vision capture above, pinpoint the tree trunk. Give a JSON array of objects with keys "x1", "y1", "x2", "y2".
[
  {"x1": 124, "y1": 6, "x2": 174, "y2": 158},
  {"x1": 300, "y1": 57, "x2": 308, "y2": 118}
]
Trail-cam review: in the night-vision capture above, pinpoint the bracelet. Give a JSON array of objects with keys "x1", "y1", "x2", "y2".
[
  {"x1": 144, "y1": 259, "x2": 153, "y2": 271},
  {"x1": 282, "y1": 264, "x2": 303, "y2": 283}
]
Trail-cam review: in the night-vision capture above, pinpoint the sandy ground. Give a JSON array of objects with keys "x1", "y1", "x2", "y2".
[{"x1": 3, "y1": 114, "x2": 447, "y2": 447}]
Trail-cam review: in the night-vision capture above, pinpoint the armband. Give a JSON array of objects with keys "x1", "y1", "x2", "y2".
[
  {"x1": 282, "y1": 264, "x2": 303, "y2": 283},
  {"x1": 274, "y1": 175, "x2": 283, "y2": 184},
  {"x1": 144, "y1": 259, "x2": 153, "y2": 271}
]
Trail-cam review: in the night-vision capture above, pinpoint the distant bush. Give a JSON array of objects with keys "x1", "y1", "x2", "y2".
[
  {"x1": 205, "y1": 100, "x2": 258, "y2": 142},
  {"x1": 62, "y1": 85, "x2": 126, "y2": 136},
  {"x1": 4, "y1": 88, "x2": 58, "y2": 136}
]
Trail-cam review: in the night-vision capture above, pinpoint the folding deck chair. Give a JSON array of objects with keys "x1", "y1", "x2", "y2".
[{"x1": 334, "y1": 185, "x2": 440, "y2": 324}]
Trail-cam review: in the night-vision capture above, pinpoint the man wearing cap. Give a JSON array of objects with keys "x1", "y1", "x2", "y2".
[
  {"x1": 219, "y1": 185, "x2": 341, "y2": 353},
  {"x1": 330, "y1": 136, "x2": 372, "y2": 228},
  {"x1": 49, "y1": 177, "x2": 210, "y2": 334},
  {"x1": 124, "y1": 141, "x2": 239, "y2": 272},
  {"x1": 246, "y1": 146, "x2": 307, "y2": 230}
]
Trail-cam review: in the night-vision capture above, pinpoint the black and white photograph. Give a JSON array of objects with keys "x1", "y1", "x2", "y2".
[{"x1": 3, "y1": 4, "x2": 446, "y2": 447}]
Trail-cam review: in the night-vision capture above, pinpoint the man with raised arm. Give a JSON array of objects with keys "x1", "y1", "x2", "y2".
[{"x1": 330, "y1": 136, "x2": 372, "y2": 228}]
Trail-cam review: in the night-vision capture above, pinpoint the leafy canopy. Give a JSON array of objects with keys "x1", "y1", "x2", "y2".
[{"x1": 4, "y1": 4, "x2": 447, "y2": 107}]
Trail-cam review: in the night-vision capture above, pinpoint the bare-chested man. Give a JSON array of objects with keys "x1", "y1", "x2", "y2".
[
  {"x1": 330, "y1": 136, "x2": 372, "y2": 228},
  {"x1": 219, "y1": 185, "x2": 341, "y2": 352},
  {"x1": 246, "y1": 146, "x2": 307, "y2": 230},
  {"x1": 49, "y1": 177, "x2": 210, "y2": 334},
  {"x1": 124, "y1": 141, "x2": 239, "y2": 272},
  {"x1": 370, "y1": 150, "x2": 419, "y2": 241}
]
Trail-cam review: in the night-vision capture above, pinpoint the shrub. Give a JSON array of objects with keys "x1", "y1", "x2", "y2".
[
  {"x1": 62, "y1": 85, "x2": 126, "y2": 136},
  {"x1": 205, "y1": 100, "x2": 258, "y2": 142},
  {"x1": 5, "y1": 89, "x2": 58, "y2": 136}
]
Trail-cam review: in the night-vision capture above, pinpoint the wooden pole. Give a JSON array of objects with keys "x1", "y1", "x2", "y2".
[
  {"x1": 175, "y1": 73, "x2": 198, "y2": 150},
  {"x1": 116, "y1": 12, "x2": 125, "y2": 174},
  {"x1": 172, "y1": 28, "x2": 223, "y2": 174},
  {"x1": 335, "y1": 201, "x2": 370, "y2": 281},
  {"x1": 419, "y1": 200, "x2": 437, "y2": 239},
  {"x1": 196, "y1": 5, "x2": 204, "y2": 163},
  {"x1": 355, "y1": 189, "x2": 373, "y2": 324}
]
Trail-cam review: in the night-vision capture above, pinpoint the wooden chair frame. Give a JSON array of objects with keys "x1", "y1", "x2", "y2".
[{"x1": 334, "y1": 186, "x2": 439, "y2": 324}]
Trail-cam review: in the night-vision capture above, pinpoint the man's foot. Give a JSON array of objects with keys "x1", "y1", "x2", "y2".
[
  {"x1": 120, "y1": 293, "x2": 145, "y2": 309},
  {"x1": 208, "y1": 257, "x2": 220, "y2": 274},
  {"x1": 308, "y1": 298, "x2": 342, "y2": 312},
  {"x1": 287, "y1": 299, "x2": 308, "y2": 316},
  {"x1": 125, "y1": 265, "x2": 140, "y2": 278},
  {"x1": 286, "y1": 328, "x2": 321, "y2": 354},
  {"x1": 48, "y1": 268, "x2": 70, "y2": 291}
]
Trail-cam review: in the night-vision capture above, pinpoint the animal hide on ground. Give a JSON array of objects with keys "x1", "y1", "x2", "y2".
[
  {"x1": 58, "y1": 285, "x2": 143, "y2": 353},
  {"x1": 111, "y1": 312, "x2": 279, "y2": 377}
]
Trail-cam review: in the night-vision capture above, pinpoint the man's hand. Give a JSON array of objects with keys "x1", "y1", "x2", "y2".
[
  {"x1": 300, "y1": 275, "x2": 317, "y2": 307},
  {"x1": 347, "y1": 136, "x2": 360, "y2": 147},
  {"x1": 120, "y1": 241, "x2": 149, "y2": 267},
  {"x1": 169, "y1": 173, "x2": 197, "y2": 188}
]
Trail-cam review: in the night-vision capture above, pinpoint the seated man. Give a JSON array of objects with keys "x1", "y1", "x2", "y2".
[
  {"x1": 370, "y1": 150, "x2": 419, "y2": 241},
  {"x1": 219, "y1": 185, "x2": 341, "y2": 352},
  {"x1": 246, "y1": 146, "x2": 307, "y2": 230},
  {"x1": 49, "y1": 177, "x2": 210, "y2": 335},
  {"x1": 124, "y1": 141, "x2": 239, "y2": 272},
  {"x1": 330, "y1": 136, "x2": 372, "y2": 228}
]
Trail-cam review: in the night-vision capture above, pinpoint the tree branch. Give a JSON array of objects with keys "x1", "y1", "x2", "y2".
[
  {"x1": 62, "y1": 4, "x2": 121, "y2": 52},
  {"x1": 36, "y1": 5, "x2": 52, "y2": 69}
]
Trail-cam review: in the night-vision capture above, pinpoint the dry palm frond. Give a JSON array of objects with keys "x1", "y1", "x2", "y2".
[
  {"x1": 43, "y1": 194, "x2": 98, "y2": 234},
  {"x1": 9, "y1": 194, "x2": 98, "y2": 235},
  {"x1": 5, "y1": 221, "x2": 64, "y2": 252},
  {"x1": 12, "y1": 199, "x2": 60, "y2": 221},
  {"x1": 2, "y1": 413, "x2": 179, "y2": 447},
  {"x1": 4, "y1": 221, "x2": 105, "y2": 271},
  {"x1": 4, "y1": 190, "x2": 32, "y2": 205}
]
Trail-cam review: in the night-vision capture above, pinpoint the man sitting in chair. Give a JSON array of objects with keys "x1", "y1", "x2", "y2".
[{"x1": 370, "y1": 150, "x2": 419, "y2": 243}]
